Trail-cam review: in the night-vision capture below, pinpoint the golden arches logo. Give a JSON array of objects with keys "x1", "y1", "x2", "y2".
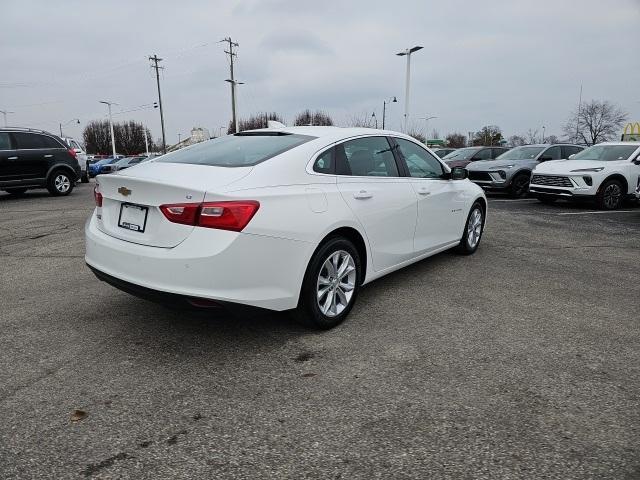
[{"x1": 622, "y1": 122, "x2": 640, "y2": 141}]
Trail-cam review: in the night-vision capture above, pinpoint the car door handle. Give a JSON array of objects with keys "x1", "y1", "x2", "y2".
[
  {"x1": 353, "y1": 190, "x2": 373, "y2": 200},
  {"x1": 8, "y1": 156, "x2": 18, "y2": 160},
  {"x1": 44, "y1": 154, "x2": 53, "y2": 158},
  {"x1": 416, "y1": 187, "x2": 431, "y2": 195}
]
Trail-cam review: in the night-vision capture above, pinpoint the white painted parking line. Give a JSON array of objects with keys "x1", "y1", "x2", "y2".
[{"x1": 557, "y1": 210, "x2": 637, "y2": 215}]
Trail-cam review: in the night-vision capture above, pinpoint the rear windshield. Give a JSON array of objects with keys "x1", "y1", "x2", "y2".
[
  {"x1": 443, "y1": 148, "x2": 478, "y2": 160},
  {"x1": 157, "y1": 132, "x2": 316, "y2": 167},
  {"x1": 497, "y1": 146, "x2": 545, "y2": 160}
]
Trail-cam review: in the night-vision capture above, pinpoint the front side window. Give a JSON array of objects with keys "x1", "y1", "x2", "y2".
[
  {"x1": 541, "y1": 146, "x2": 561, "y2": 160},
  {"x1": 13, "y1": 132, "x2": 46, "y2": 149},
  {"x1": 157, "y1": 132, "x2": 315, "y2": 168},
  {"x1": 0, "y1": 132, "x2": 11, "y2": 150},
  {"x1": 395, "y1": 138, "x2": 443, "y2": 178},
  {"x1": 570, "y1": 145, "x2": 639, "y2": 161},
  {"x1": 474, "y1": 148, "x2": 492, "y2": 160},
  {"x1": 337, "y1": 136, "x2": 399, "y2": 177}
]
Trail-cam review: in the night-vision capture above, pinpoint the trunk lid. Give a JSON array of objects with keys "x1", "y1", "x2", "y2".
[{"x1": 96, "y1": 162, "x2": 252, "y2": 247}]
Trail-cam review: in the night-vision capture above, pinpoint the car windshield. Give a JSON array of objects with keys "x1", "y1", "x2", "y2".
[
  {"x1": 570, "y1": 145, "x2": 638, "y2": 161},
  {"x1": 442, "y1": 148, "x2": 478, "y2": 160},
  {"x1": 157, "y1": 132, "x2": 316, "y2": 167},
  {"x1": 496, "y1": 146, "x2": 545, "y2": 160}
]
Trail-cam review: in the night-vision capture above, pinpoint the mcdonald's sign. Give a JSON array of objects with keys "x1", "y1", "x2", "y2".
[{"x1": 621, "y1": 122, "x2": 640, "y2": 141}]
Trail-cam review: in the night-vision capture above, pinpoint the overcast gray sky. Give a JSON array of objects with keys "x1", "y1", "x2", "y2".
[{"x1": 1, "y1": 0, "x2": 639, "y2": 145}]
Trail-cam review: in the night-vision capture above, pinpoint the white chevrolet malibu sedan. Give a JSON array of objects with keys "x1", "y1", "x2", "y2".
[{"x1": 86, "y1": 127, "x2": 487, "y2": 329}]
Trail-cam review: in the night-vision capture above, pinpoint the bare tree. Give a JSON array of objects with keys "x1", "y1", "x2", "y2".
[
  {"x1": 83, "y1": 120, "x2": 152, "y2": 155},
  {"x1": 227, "y1": 112, "x2": 284, "y2": 134},
  {"x1": 294, "y1": 110, "x2": 334, "y2": 126},
  {"x1": 545, "y1": 134, "x2": 560, "y2": 144},
  {"x1": 407, "y1": 129, "x2": 426, "y2": 143},
  {"x1": 347, "y1": 112, "x2": 376, "y2": 128},
  {"x1": 508, "y1": 135, "x2": 527, "y2": 147},
  {"x1": 525, "y1": 129, "x2": 540, "y2": 144},
  {"x1": 564, "y1": 100, "x2": 628, "y2": 145},
  {"x1": 429, "y1": 129, "x2": 441, "y2": 140},
  {"x1": 445, "y1": 132, "x2": 466, "y2": 148}
]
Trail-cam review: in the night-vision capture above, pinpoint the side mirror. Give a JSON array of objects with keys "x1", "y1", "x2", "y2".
[
  {"x1": 451, "y1": 166, "x2": 468, "y2": 180},
  {"x1": 538, "y1": 155, "x2": 552, "y2": 162},
  {"x1": 632, "y1": 157, "x2": 640, "y2": 165}
]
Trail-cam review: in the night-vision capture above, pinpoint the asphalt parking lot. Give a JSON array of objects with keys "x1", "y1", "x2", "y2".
[{"x1": 1, "y1": 182, "x2": 639, "y2": 479}]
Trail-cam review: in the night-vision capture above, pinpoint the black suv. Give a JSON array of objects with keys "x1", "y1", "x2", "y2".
[{"x1": 0, "y1": 127, "x2": 81, "y2": 196}]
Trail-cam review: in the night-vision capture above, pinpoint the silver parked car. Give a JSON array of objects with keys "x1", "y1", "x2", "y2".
[{"x1": 466, "y1": 144, "x2": 584, "y2": 197}]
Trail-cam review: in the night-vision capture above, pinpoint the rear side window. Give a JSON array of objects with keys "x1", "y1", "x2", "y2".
[
  {"x1": 313, "y1": 147, "x2": 334, "y2": 174},
  {"x1": 0, "y1": 132, "x2": 11, "y2": 150},
  {"x1": 41, "y1": 135, "x2": 64, "y2": 149},
  {"x1": 157, "y1": 132, "x2": 315, "y2": 167},
  {"x1": 336, "y1": 136, "x2": 399, "y2": 177},
  {"x1": 13, "y1": 132, "x2": 45, "y2": 149}
]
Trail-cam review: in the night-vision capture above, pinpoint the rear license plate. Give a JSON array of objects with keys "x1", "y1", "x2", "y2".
[{"x1": 118, "y1": 203, "x2": 148, "y2": 233}]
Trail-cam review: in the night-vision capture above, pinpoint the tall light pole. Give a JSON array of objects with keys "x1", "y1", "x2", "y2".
[
  {"x1": 59, "y1": 118, "x2": 79, "y2": 137},
  {"x1": 396, "y1": 46, "x2": 423, "y2": 132},
  {"x1": 382, "y1": 96, "x2": 397, "y2": 130},
  {"x1": 542, "y1": 125, "x2": 546, "y2": 143},
  {"x1": 371, "y1": 112, "x2": 378, "y2": 129},
  {"x1": 420, "y1": 116, "x2": 437, "y2": 140},
  {"x1": 99, "y1": 101, "x2": 117, "y2": 157},
  {"x1": 0, "y1": 109, "x2": 14, "y2": 127}
]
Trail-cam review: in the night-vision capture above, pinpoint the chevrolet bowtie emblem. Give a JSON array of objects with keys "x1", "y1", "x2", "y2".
[{"x1": 118, "y1": 186, "x2": 132, "y2": 197}]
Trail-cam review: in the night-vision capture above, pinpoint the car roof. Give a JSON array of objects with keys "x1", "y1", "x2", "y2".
[
  {"x1": 242, "y1": 126, "x2": 421, "y2": 144},
  {"x1": 593, "y1": 141, "x2": 640, "y2": 146}
]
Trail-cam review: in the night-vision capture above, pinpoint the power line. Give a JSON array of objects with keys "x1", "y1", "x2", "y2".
[{"x1": 149, "y1": 54, "x2": 167, "y2": 154}]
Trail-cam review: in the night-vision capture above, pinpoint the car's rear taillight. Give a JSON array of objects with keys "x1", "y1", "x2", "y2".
[
  {"x1": 68, "y1": 148, "x2": 77, "y2": 159},
  {"x1": 94, "y1": 184, "x2": 103, "y2": 207},
  {"x1": 159, "y1": 201, "x2": 260, "y2": 232}
]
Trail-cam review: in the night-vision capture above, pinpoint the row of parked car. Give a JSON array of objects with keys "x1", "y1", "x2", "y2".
[
  {"x1": 0, "y1": 126, "x2": 157, "y2": 197},
  {"x1": 444, "y1": 142, "x2": 640, "y2": 209}
]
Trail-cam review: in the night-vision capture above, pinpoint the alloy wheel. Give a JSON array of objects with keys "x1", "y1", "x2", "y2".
[
  {"x1": 316, "y1": 250, "x2": 356, "y2": 317},
  {"x1": 467, "y1": 208, "x2": 483, "y2": 248},
  {"x1": 55, "y1": 174, "x2": 71, "y2": 193},
  {"x1": 603, "y1": 183, "x2": 622, "y2": 209}
]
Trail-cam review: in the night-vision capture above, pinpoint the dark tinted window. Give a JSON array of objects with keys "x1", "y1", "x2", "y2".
[
  {"x1": 157, "y1": 133, "x2": 315, "y2": 167},
  {"x1": 337, "y1": 136, "x2": 399, "y2": 177},
  {"x1": 475, "y1": 148, "x2": 492, "y2": 160},
  {"x1": 541, "y1": 146, "x2": 561, "y2": 160},
  {"x1": 395, "y1": 138, "x2": 443, "y2": 178},
  {"x1": 41, "y1": 135, "x2": 64, "y2": 149},
  {"x1": 0, "y1": 132, "x2": 11, "y2": 150},
  {"x1": 313, "y1": 148, "x2": 334, "y2": 174},
  {"x1": 562, "y1": 146, "x2": 583, "y2": 158},
  {"x1": 492, "y1": 148, "x2": 508, "y2": 158},
  {"x1": 13, "y1": 132, "x2": 46, "y2": 149}
]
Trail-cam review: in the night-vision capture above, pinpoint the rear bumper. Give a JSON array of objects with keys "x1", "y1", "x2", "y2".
[{"x1": 85, "y1": 213, "x2": 314, "y2": 311}]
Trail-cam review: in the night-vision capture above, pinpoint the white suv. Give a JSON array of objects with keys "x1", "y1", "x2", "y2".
[
  {"x1": 61, "y1": 137, "x2": 89, "y2": 183},
  {"x1": 530, "y1": 142, "x2": 640, "y2": 209}
]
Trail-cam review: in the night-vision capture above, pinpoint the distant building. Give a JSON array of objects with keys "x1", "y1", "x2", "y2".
[{"x1": 167, "y1": 127, "x2": 211, "y2": 152}]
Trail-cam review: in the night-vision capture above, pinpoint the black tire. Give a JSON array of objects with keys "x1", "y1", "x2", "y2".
[
  {"x1": 508, "y1": 173, "x2": 531, "y2": 198},
  {"x1": 455, "y1": 202, "x2": 484, "y2": 255},
  {"x1": 292, "y1": 237, "x2": 362, "y2": 330},
  {"x1": 537, "y1": 194, "x2": 557, "y2": 205},
  {"x1": 4, "y1": 188, "x2": 28, "y2": 196},
  {"x1": 596, "y1": 179, "x2": 624, "y2": 210},
  {"x1": 47, "y1": 169, "x2": 74, "y2": 196}
]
